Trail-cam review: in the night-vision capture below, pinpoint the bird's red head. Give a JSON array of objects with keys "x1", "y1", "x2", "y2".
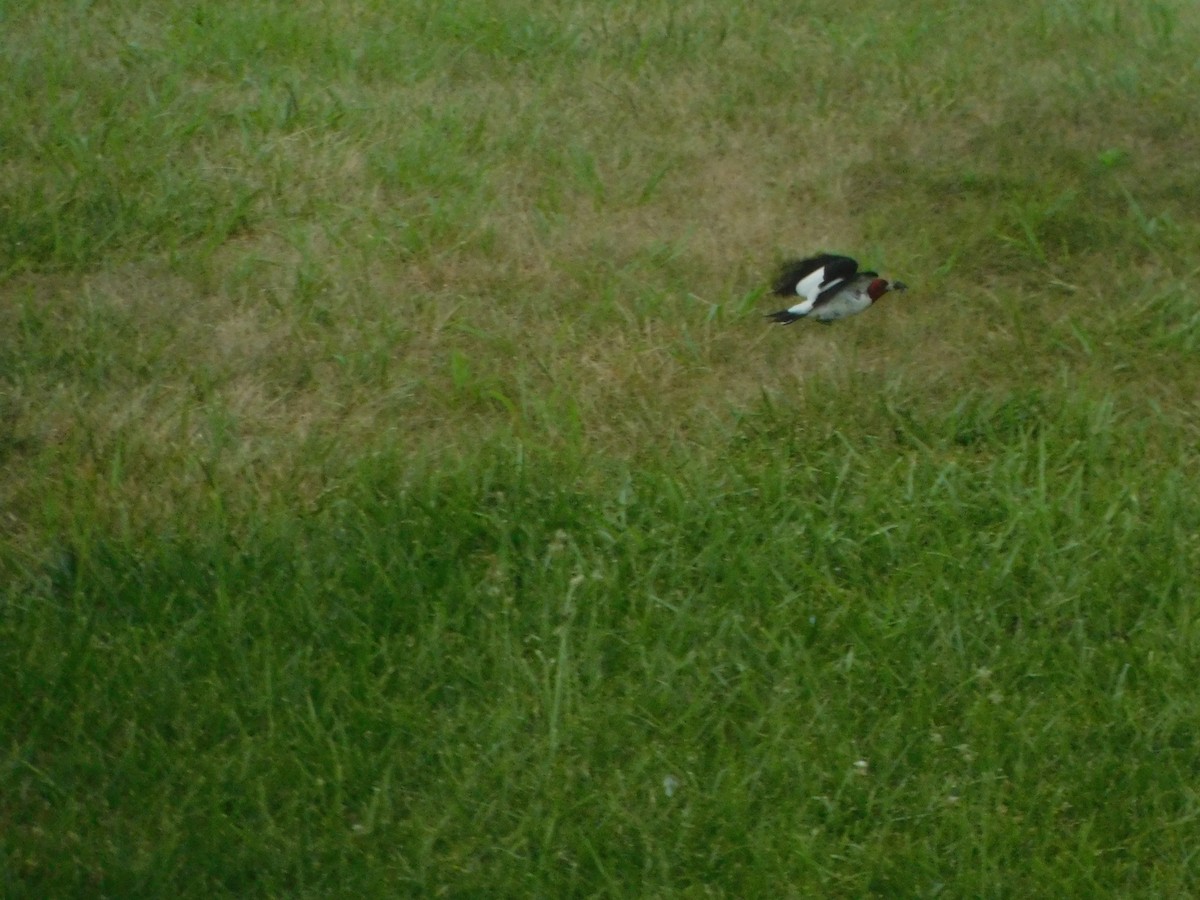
[{"x1": 867, "y1": 278, "x2": 891, "y2": 301}]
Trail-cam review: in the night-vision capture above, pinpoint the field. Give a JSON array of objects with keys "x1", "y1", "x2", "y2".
[{"x1": 4, "y1": 0, "x2": 1200, "y2": 895}]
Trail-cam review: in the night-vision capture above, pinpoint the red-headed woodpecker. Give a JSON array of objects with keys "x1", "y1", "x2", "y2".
[{"x1": 765, "y1": 253, "x2": 908, "y2": 324}]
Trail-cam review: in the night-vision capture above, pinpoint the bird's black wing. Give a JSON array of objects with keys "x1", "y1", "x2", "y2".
[
  {"x1": 771, "y1": 254, "x2": 858, "y2": 297},
  {"x1": 811, "y1": 270, "x2": 877, "y2": 309}
]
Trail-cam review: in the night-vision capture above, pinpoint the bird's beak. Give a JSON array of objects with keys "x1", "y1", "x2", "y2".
[{"x1": 892, "y1": 281, "x2": 909, "y2": 292}]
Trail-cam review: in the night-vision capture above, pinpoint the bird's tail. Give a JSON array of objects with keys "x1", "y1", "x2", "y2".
[{"x1": 765, "y1": 309, "x2": 804, "y2": 324}]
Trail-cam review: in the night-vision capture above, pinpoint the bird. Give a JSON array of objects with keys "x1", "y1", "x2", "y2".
[{"x1": 765, "y1": 253, "x2": 908, "y2": 324}]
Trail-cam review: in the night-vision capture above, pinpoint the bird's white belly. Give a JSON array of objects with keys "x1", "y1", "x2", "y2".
[{"x1": 812, "y1": 290, "x2": 872, "y2": 321}]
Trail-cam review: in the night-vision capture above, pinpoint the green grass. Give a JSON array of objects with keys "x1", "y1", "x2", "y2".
[{"x1": 4, "y1": 0, "x2": 1200, "y2": 895}]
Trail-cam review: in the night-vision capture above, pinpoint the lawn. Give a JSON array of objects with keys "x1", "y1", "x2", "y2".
[{"x1": 3, "y1": 0, "x2": 1200, "y2": 895}]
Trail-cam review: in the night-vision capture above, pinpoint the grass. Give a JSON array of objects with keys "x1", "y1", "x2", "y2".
[{"x1": 3, "y1": 0, "x2": 1200, "y2": 895}]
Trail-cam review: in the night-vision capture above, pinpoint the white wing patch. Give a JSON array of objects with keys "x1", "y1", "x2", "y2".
[
  {"x1": 787, "y1": 266, "x2": 844, "y2": 316},
  {"x1": 794, "y1": 265, "x2": 840, "y2": 303}
]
